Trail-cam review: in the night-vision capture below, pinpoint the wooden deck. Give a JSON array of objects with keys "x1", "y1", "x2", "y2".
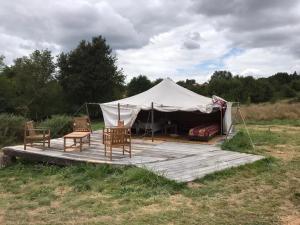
[{"x1": 2, "y1": 131, "x2": 264, "y2": 182}]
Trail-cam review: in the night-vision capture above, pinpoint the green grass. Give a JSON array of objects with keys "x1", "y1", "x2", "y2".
[
  {"x1": 91, "y1": 120, "x2": 104, "y2": 131},
  {"x1": 0, "y1": 121, "x2": 299, "y2": 224},
  {"x1": 221, "y1": 130, "x2": 253, "y2": 153}
]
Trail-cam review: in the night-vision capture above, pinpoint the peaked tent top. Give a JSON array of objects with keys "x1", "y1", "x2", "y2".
[{"x1": 101, "y1": 78, "x2": 215, "y2": 113}]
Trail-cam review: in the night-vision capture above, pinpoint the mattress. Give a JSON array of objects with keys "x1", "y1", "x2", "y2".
[{"x1": 188, "y1": 123, "x2": 220, "y2": 140}]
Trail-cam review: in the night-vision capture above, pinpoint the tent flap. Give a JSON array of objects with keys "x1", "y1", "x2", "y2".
[{"x1": 100, "y1": 104, "x2": 140, "y2": 127}]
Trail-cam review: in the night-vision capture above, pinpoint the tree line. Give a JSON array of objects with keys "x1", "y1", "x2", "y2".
[{"x1": 0, "y1": 35, "x2": 299, "y2": 120}]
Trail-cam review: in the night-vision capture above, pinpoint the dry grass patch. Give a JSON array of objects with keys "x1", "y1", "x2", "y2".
[{"x1": 240, "y1": 101, "x2": 300, "y2": 121}]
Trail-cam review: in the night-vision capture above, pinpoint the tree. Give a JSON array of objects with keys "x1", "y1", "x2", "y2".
[
  {"x1": 2, "y1": 50, "x2": 63, "y2": 119},
  {"x1": 152, "y1": 78, "x2": 163, "y2": 86},
  {"x1": 0, "y1": 75, "x2": 15, "y2": 113},
  {"x1": 250, "y1": 79, "x2": 274, "y2": 103},
  {"x1": 127, "y1": 75, "x2": 152, "y2": 97},
  {"x1": 0, "y1": 55, "x2": 5, "y2": 72},
  {"x1": 57, "y1": 36, "x2": 125, "y2": 111},
  {"x1": 210, "y1": 71, "x2": 233, "y2": 81}
]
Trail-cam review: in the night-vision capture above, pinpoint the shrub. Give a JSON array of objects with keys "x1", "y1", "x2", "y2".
[
  {"x1": 39, "y1": 115, "x2": 72, "y2": 138},
  {"x1": 0, "y1": 113, "x2": 26, "y2": 147}
]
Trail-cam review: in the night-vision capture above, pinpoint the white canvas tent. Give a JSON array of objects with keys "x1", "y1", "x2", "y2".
[{"x1": 100, "y1": 78, "x2": 232, "y2": 133}]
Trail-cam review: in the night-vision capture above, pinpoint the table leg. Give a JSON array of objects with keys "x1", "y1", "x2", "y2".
[
  {"x1": 64, "y1": 137, "x2": 66, "y2": 152},
  {"x1": 88, "y1": 134, "x2": 90, "y2": 146}
]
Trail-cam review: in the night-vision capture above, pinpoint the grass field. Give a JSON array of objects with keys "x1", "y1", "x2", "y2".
[
  {"x1": 240, "y1": 100, "x2": 300, "y2": 121},
  {"x1": 0, "y1": 121, "x2": 299, "y2": 224}
]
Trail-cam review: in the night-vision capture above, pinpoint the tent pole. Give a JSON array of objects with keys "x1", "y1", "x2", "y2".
[
  {"x1": 85, "y1": 103, "x2": 92, "y2": 133},
  {"x1": 220, "y1": 107, "x2": 223, "y2": 135},
  {"x1": 151, "y1": 102, "x2": 154, "y2": 142},
  {"x1": 118, "y1": 103, "x2": 120, "y2": 122}
]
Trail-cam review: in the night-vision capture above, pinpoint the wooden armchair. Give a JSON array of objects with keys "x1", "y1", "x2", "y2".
[
  {"x1": 73, "y1": 116, "x2": 92, "y2": 132},
  {"x1": 103, "y1": 121, "x2": 131, "y2": 161},
  {"x1": 24, "y1": 121, "x2": 50, "y2": 150}
]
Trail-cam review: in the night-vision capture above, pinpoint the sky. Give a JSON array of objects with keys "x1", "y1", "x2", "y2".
[{"x1": 1, "y1": 0, "x2": 300, "y2": 82}]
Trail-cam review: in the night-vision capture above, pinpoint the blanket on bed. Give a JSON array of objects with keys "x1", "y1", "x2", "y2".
[{"x1": 188, "y1": 123, "x2": 220, "y2": 138}]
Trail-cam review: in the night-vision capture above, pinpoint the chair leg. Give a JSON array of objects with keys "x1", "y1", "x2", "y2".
[
  {"x1": 122, "y1": 145, "x2": 125, "y2": 155},
  {"x1": 129, "y1": 143, "x2": 131, "y2": 158},
  {"x1": 48, "y1": 138, "x2": 50, "y2": 147},
  {"x1": 24, "y1": 139, "x2": 26, "y2": 150},
  {"x1": 104, "y1": 144, "x2": 107, "y2": 156},
  {"x1": 80, "y1": 138, "x2": 82, "y2": 152}
]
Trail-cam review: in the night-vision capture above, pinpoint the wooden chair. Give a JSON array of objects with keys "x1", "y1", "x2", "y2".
[
  {"x1": 73, "y1": 116, "x2": 92, "y2": 132},
  {"x1": 24, "y1": 121, "x2": 50, "y2": 150},
  {"x1": 102, "y1": 120, "x2": 124, "y2": 144},
  {"x1": 103, "y1": 121, "x2": 131, "y2": 161}
]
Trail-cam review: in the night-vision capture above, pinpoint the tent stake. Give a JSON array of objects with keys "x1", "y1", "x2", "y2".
[{"x1": 151, "y1": 102, "x2": 154, "y2": 142}]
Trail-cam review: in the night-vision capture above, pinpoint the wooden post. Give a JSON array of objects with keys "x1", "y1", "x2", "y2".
[
  {"x1": 118, "y1": 103, "x2": 120, "y2": 122},
  {"x1": 151, "y1": 102, "x2": 154, "y2": 142},
  {"x1": 85, "y1": 103, "x2": 92, "y2": 133},
  {"x1": 85, "y1": 103, "x2": 90, "y2": 118}
]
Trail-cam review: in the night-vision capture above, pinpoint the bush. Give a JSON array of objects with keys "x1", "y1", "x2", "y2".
[
  {"x1": 39, "y1": 115, "x2": 72, "y2": 138},
  {"x1": 0, "y1": 113, "x2": 26, "y2": 147}
]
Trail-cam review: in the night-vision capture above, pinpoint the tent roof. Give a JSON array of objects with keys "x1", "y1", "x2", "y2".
[{"x1": 101, "y1": 78, "x2": 215, "y2": 113}]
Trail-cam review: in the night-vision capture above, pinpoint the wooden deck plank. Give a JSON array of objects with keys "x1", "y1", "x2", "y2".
[{"x1": 2, "y1": 130, "x2": 264, "y2": 182}]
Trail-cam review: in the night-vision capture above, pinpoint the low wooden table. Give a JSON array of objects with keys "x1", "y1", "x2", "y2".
[{"x1": 64, "y1": 132, "x2": 90, "y2": 152}]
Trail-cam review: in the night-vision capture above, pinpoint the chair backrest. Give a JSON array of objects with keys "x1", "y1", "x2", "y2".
[
  {"x1": 25, "y1": 121, "x2": 35, "y2": 136},
  {"x1": 112, "y1": 127, "x2": 129, "y2": 144},
  {"x1": 73, "y1": 116, "x2": 91, "y2": 132},
  {"x1": 105, "y1": 127, "x2": 130, "y2": 145}
]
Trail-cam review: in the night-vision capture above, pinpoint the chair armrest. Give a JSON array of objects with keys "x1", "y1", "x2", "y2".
[
  {"x1": 27, "y1": 128, "x2": 50, "y2": 135},
  {"x1": 27, "y1": 128, "x2": 47, "y2": 131}
]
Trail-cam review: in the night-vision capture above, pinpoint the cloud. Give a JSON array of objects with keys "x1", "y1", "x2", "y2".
[
  {"x1": 192, "y1": 0, "x2": 300, "y2": 55},
  {"x1": 116, "y1": 21, "x2": 230, "y2": 82},
  {"x1": 0, "y1": 0, "x2": 300, "y2": 81},
  {"x1": 183, "y1": 40, "x2": 200, "y2": 49},
  {"x1": 223, "y1": 48, "x2": 300, "y2": 76}
]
